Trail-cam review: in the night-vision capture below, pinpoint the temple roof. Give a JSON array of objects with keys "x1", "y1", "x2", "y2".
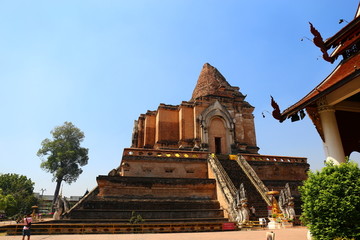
[
  {"x1": 325, "y1": 5, "x2": 360, "y2": 60},
  {"x1": 276, "y1": 6, "x2": 360, "y2": 121},
  {"x1": 191, "y1": 63, "x2": 243, "y2": 101},
  {"x1": 280, "y1": 54, "x2": 360, "y2": 118}
]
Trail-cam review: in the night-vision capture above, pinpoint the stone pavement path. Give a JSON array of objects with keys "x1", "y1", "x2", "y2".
[{"x1": 0, "y1": 227, "x2": 308, "y2": 240}]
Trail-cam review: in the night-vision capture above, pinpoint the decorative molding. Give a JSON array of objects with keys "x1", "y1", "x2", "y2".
[{"x1": 317, "y1": 97, "x2": 335, "y2": 113}]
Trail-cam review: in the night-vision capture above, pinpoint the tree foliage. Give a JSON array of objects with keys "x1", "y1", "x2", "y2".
[
  {"x1": 0, "y1": 189, "x2": 15, "y2": 213},
  {"x1": 0, "y1": 174, "x2": 37, "y2": 218},
  {"x1": 299, "y1": 161, "x2": 360, "y2": 240},
  {"x1": 37, "y1": 121, "x2": 89, "y2": 206}
]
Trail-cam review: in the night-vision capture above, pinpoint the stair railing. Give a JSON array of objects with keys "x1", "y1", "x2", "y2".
[
  {"x1": 208, "y1": 154, "x2": 239, "y2": 222},
  {"x1": 235, "y1": 155, "x2": 272, "y2": 206},
  {"x1": 62, "y1": 186, "x2": 99, "y2": 218}
]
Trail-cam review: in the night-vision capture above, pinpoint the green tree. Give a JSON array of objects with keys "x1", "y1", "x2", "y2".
[
  {"x1": 299, "y1": 161, "x2": 360, "y2": 240},
  {"x1": 0, "y1": 174, "x2": 37, "y2": 218},
  {"x1": 0, "y1": 189, "x2": 15, "y2": 215},
  {"x1": 37, "y1": 121, "x2": 89, "y2": 209}
]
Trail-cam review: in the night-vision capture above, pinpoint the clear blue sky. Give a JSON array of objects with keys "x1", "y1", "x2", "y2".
[{"x1": 1, "y1": 1, "x2": 359, "y2": 197}]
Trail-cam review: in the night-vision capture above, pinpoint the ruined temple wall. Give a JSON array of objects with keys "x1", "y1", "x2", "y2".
[
  {"x1": 224, "y1": 100, "x2": 258, "y2": 150},
  {"x1": 130, "y1": 63, "x2": 260, "y2": 153},
  {"x1": 193, "y1": 103, "x2": 207, "y2": 141},
  {"x1": 133, "y1": 97, "x2": 259, "y2": 153},
  {"x1": 232, "y1": 109, "x2": 245, "y2": 145},
  {"x1": 136, "y1": 115, "x2": 145, "y2": 148},
  {"x1": 248, "y1": 161, "x2": 309, "y2": 181},
  {"x1": 144, "y1": 113, "x2": 156, "y2": 148},
  {"x1": 155, "y1": 105, "x2": 179, "y2": 147},
  {"x1": 241, "y1": 108, "x2": 257, "y2": 148},
  {"x1": 179, "y1": 103, "x2": 194, "y2": 142}
]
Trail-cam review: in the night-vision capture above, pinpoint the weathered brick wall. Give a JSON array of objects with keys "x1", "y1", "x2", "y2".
[
  {"x1": 179, "y1": 103, "x2": 194, "y2": 144},
  {"x1": 249, "y1": 161, "x2": 309, "y2": 181},
  {"x1": 97, "y1": 176, "x2": 217, "y2": 200},
  {"x1": 144, "y1": 112, "x2": 156, "y2": 148},
  {"x1": 121, "y1": 155, "x2": 208, "y2": 179},
  {"x1": 155, "y1": 105, "x2": 179, "y2": 148}
]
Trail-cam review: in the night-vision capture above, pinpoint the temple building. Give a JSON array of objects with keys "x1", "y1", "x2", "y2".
[
  {"x1": 63, "y1": 63, "x2": 309, "y2": 228},
  {"x1": 272, "y1": 4, "x2": 360, "y2": 165}
]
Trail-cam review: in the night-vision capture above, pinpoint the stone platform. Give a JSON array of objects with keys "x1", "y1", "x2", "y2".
[{"x1": 63, "y1": 176, "x2": 228, "y2": 223}]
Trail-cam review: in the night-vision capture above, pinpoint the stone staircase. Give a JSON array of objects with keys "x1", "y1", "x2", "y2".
[
  {"x1": 215, "y1": 155, "x2": 269, "y2": 218},
  {"x1": 215, "y1": 154, "x2": 304, "y2": 219}
]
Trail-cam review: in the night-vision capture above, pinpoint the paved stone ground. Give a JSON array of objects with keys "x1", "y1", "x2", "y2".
[{"x1": 0, "y1": 227, "x2": 308, "y2": 240}]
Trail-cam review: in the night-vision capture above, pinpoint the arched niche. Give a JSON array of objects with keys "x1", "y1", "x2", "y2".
[{"x1": 199, "y1": 100, "x2": 234, "y2": 154}]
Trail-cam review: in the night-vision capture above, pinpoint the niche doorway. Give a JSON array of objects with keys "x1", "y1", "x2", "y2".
[
  {"x1": 215, "y1": 137, "x2": 222, "y2": 154},
  {"x1": 208, "y1": 117, "x2": 228, "y2": 154}
]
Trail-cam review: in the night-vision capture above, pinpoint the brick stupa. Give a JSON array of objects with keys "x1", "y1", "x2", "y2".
[{"x1": 64, "y1": 63, "x2": 309, "y2": 225}]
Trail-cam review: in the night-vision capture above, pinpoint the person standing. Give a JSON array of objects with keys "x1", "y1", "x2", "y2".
[
  {"x1": 250, "y1": 205, "x2": 256, "y2": 219},
  {"x1": 22, "y1": 214, "x2": 32, "y2": 240}
]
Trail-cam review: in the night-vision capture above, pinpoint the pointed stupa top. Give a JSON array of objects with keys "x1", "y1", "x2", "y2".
[{"x1": 191, "y1": 63, "x2": 242, "y2": 101}]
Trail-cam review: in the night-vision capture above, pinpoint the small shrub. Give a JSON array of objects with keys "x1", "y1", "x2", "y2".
[
  {"x1": 300, "y1": 161, "x2": 360, "y2": 240},
  {"x1": 129, "y1": 211, "x2": 145, "y2": 224}
]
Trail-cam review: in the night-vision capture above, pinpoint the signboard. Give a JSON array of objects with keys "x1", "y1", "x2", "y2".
[{"x1": 222, "y1": 222, "x2": 236, "y2": 230}]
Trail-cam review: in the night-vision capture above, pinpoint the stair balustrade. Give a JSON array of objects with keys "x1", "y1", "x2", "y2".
[
  {"x1": 208, "y1": 154, "x2": 239, "y2": 222},
  {"x1": 235, "y1": 155, "x2": 272, "y2": 206}
]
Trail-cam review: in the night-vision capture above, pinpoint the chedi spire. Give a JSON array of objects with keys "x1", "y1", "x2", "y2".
[{"x1": 191, "y1": 63, "x2": 241, "y2": 101}]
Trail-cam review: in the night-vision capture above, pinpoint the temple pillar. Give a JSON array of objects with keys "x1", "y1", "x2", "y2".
[{"x1": 317, "y1": 98, "x2": 346, "y2": 165}]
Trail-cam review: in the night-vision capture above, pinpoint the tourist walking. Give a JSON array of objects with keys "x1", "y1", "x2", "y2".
[{"x1": 22, "y1": 214, "x2": 32, "y2": 240}]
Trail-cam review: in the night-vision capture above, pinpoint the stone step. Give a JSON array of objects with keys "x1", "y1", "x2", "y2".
[
  {"x1": 67, "y1": 209, "x2": 225, "y2": 220},
  {"x1": 82, "y1": 199, "x2": 221, "y2": 210},
  {"x1": 0, "y1": 221, "x2": 234, "y2": 235},
  {"x1": 47, "y1": 217, "x2": 228, "y2": 224}
]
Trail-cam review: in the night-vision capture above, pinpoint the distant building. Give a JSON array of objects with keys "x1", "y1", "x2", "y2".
[{"x1": 34, "y1": 193, "x2": 82, "y2": 214}]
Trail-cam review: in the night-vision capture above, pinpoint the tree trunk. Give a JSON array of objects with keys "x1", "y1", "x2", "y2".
[{"x1": 52, "y1": 178, "x2": 62, "y2": 212}]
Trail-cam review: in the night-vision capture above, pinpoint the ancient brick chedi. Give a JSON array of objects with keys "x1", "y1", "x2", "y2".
[
  {"x1": 132, "y1": 63, "x2": 259, "y2": 155},
  {"x1": 64, "y1": 63, "x2": 309, "y2": 225}
]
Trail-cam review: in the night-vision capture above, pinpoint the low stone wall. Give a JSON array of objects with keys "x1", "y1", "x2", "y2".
[
  {"x1": 240, "y1": 154, "x2": 307, "y2": 164},
  {"x1": 122, "y1": 148, "x2": 208, "y2": 159},
  {"x1": 120, "y1": 148, "x2": 209, "y2": 178}
]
